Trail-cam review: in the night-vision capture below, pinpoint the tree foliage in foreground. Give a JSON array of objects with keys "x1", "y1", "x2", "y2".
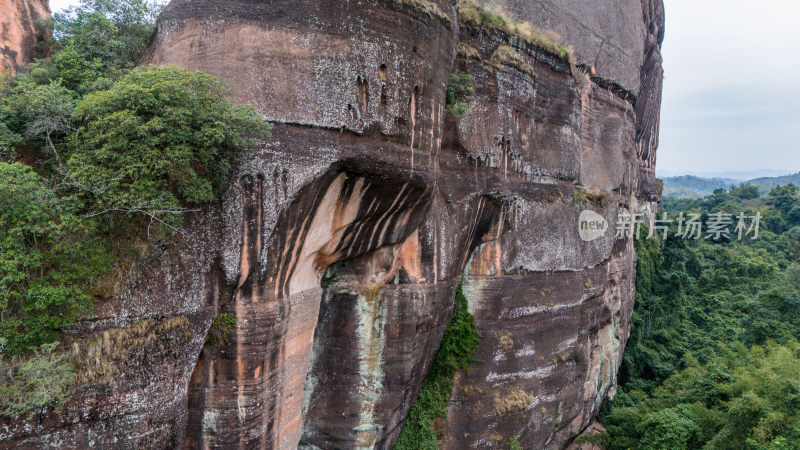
[
  {"x1": 0, "y1": 163, "x2": 111, "y2": 354},
  {"x1": 0, "y1": 0, "x2": 270, "y2": 356},
  {"x1": 68, "y1": 66, "x2": 270, "y2": 230}
]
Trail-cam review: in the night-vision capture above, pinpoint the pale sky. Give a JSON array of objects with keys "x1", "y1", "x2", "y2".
[
  {"x1": 49, "y1": 0, "x2": 78, "y2": 14},
  {"x1": 659, "y1": 0, "x2": 800, "y2": 174},
  {"x1": 49, "y1": 0, "x2": 800, "y2": 175}
]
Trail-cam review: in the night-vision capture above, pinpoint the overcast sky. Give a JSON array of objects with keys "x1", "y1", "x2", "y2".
[
  {"x1": 48, "y1": 0, "x2": 800, "y2": 176},
  {"x1": 49, "y1": 0, "x2": 78, "y2": 14},
  {"x1": 659, "y1": 0, "x2": 800, "y2": 175}
]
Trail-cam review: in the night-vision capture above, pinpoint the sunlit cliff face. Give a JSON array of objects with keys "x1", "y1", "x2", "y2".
[{"x1": 0, "y1": 0, "x2": 50, "y2": 74}]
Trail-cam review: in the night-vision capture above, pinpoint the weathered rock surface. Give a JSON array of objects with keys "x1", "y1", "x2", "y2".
[
  {"x1": 0, "y1": 0, "x2": 664, "y2": 448},
  {"x1": 480, "y1": 0, "x2": 647, "y2": 95},
  {"x1": 0, "y1": 0, "x2": 49, "y2": 73}
]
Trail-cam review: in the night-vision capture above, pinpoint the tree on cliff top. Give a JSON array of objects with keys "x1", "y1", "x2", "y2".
[
  {"x1": 54, "y1": 0, "x2": 164, "y2": 66},
  {"x1": 0, "y1": 66, "x2": 270, "y2": 353},
  {"x1": 67, "y1": 66, "x2": 271, "y2": 231},
  {"x1": 0, "y1": 0, "x2": 270, "y2": 355},
  {"x1": 30, "y1": 0, "x2": 166, "y2": 93}
]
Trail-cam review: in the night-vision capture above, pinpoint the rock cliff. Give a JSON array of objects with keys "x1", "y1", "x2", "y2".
[
  {"x1": 0, "y1": 0, "x2": 664, "y2": 448},
  {"x1": 0, "y1": 0, "x2": 49, "y2": 74}
]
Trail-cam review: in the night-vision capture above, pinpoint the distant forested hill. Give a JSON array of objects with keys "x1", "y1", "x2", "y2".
[
  {"x1": 748, "y1": 172, "x2": 800, "y2": 194},
  {"x1": 662, "y1": 175, "x2": 737, "y2": 198},
  {"x1": 663, "y1": 173, "x2": 800, "y2": 198}
]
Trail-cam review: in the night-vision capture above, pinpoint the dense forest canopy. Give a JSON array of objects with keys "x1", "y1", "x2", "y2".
[{"x1": 597, "y1": 185, "x2": 800, "y2": 449}]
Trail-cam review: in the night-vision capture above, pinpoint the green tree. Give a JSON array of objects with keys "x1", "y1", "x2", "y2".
[
  {"x1": 1, "y1": 0, "x2": 164, "y2": 165},
  {"x1": 30, "y1": 0, "x2": 164, "y2": 93},
  {"x1": 0, "y1": 77, "x2": 75, "y2": 167},
  {"x1": 55, "y1": 0, "x2": 162, "y2": 66},
  {"x1": 704, "y1": 188, "x2": 730, "y2": 210},
  {"x1": 730, "y1": 183, "x2": 760, "y2": 200},
  {"x1": 638, "y1": 405, "x2": 702, "y2": 449},
  {"x1": 67, "y1": 66, "x2": 271, "y2": 230},
  {"x1": 767, "y1": 184, "x2": 799, "y2": 216},
  {"x1": 0, "y1": 163, "x2": 111, "y2": 353},
  {"x1": 787, "y1": 206, "x2": 800, "y2": 226}
]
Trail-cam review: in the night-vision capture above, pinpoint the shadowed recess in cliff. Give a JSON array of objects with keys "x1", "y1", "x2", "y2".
[
  {"x1": 183, "y1": 165, "x2": 433, "y2": 448},
  {"x1": 298, "y1": 195, "x2": 507, "y2": 448}
]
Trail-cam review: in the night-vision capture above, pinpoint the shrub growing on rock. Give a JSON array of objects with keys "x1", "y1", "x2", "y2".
[
  {"x1": 0, "y1": 1, "x2": 270, "y2": 355},
  {"x1": 67, "y1": 66, "x2": 271, "y2": 231}
]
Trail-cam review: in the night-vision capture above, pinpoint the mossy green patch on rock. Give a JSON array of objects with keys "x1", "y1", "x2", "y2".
[
  {"x1": 204, "y1": 313, "x2": 236, "y2": 350},
  {"x1": 573, "y1": 189, "x2": 587, "y2": 203},
  {"x1": 573, "y1": 188, "x2": 612, "y2": 207},
  {"x1": 395, "y1": 281, "x2": 480, "y2": 449},
  {"x1": 446, "y1": 73, "x2": 474, "y2": 119},
  {"x1": 395, "y1": 0, "x2": 452, "y2": 27}
]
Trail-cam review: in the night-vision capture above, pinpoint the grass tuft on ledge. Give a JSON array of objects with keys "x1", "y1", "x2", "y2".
[
  {"x1": 458, "y1": 0, "x2": 575, "y2": 64},
  {"x1": 491, "y1": 45, "x2": 537, "y2": 79},
  {"x1": 204, "y1": 313, "x2": 237, "y2": 350}
]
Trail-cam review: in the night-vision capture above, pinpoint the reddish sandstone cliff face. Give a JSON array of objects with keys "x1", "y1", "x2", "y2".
[
  {"x1": 0, "y1": 0, "x2": 664, "y2": 448},
  {"x1": 0, "y1": 0, "x2": 49, "y2": 73}
]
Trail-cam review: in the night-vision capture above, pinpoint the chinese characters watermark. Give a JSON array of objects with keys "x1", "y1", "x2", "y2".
[{"x1": 579, "y1": 210, "x2": 761, "y2": 242}]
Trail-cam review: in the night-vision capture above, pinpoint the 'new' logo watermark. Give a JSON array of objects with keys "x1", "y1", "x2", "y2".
[{"x1": 579, "y1": 210, "x2": 608, "y2": 242}]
